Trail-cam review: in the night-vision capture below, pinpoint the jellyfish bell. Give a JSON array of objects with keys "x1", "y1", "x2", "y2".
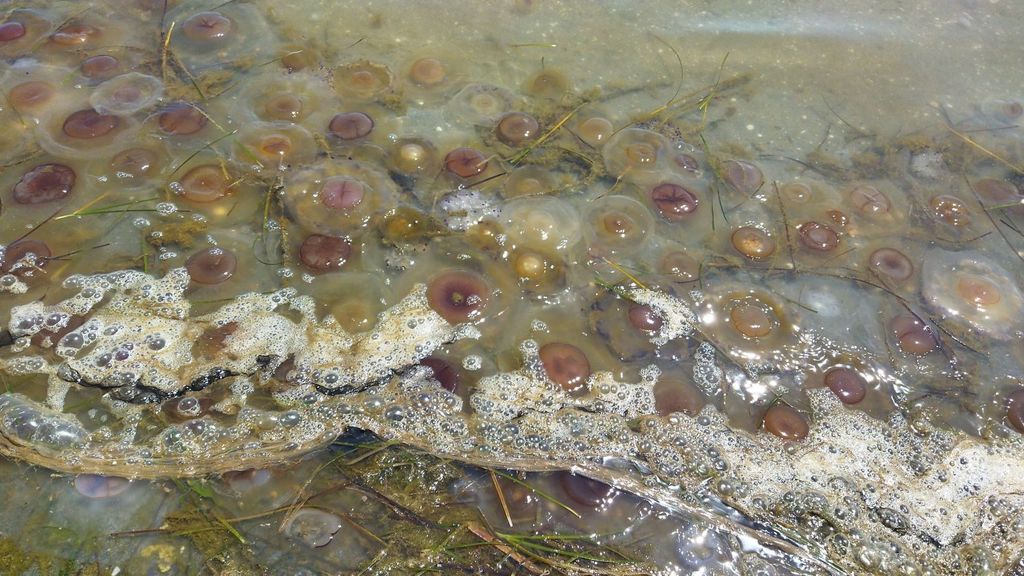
[
  {"x1": 89, "y1": 73, "x2": 164, "y2": 116},
  {"x1": 658, "y1": 249, "x2": 700, "y2": 284},
  {"x1": 0, "y1": 10, "x2": 52, "y2": 57},
  {"x1": 648, "y1": 181, "x2": 702, "y2": 222},
  {"x1": 11, "y1": 163, "x2": 76, "y2": 205},
  {"x1": 234, "y1": 121, "x2": 316, "y2": 170},
  {"x1": 495, "y1": 111, "x2": 540, "y2": 147},
  {"x1": 602, "y1": 128, "x2": 672, "y2": 177},
  {"x1": 186, "y1": 247, "x2": 237, "y2": 285},
  {"x1": 576, "y1": 115, "x2": 614, "y2": 148},
  {"x1": 501, "y1": 196, "x2": 581, "y2": 253},
  {"x1": 889, "y1": 314, "x2": 937, "y2": 356},
  {"x1": 539, "y1": 342, "x2": 591, "y2": 394},
  {"x1": 796, "y1": 221, "x2": 840, "y2": 253},
  {"x1": 868, "y1": 247, "x2": 915, "y2": 283},
  {"x1": 234, "y1": 70, "x2": 338, "y2": 133},
  {"x1": 80, "y1": 55, "x2": 120, "y2": 80},
  {"x1": 168, "y1": 3, "x2": 277, "y2": 70},
  {"x1": 443, "y1": 147, "x2": 489, "y2": 179},
  {"x1": 388, "y1": 137, "x2": 438, "y2": 176},
  {"x1": 34, "y1": 103, "x2": 138, "y2": 160},
  {"x1": 582, "y1": 195, "x2": 654, "y2": 257},
  {"x1": 408, "y1": 57, "x2": 446, "y2": 87},
  {"x1": 921, "y1": 250, "x2": 1024, "y2": 341},
  {"x1": 842, "y1": 181, "x2": 908, "y2": 235},
  {"x1": 333, "y1": 59, "x2": 396, "y2": 101},
  {"x1": 503, "y1": 165, "x2": 556, "y2": 199},
  {"x1": 426, "y1": 270, "x2": 491, "y2": 324},
  {"x1": 101, "y1": 142, "x2": 167, "y2": 190},
  {"x1": 762, "y1": 403, "x2": 809, "y2": 441},
  {"x1": 298, "y1": 234, "x2": 352, "y2": 273},
  {"x1": 720, "y1": 159, "x2": 764, "y2": 197},
  {"x1": 823, "y1": 366, "x2": 868, "y2": 405},
  {"x1": 327, "y1": 111, "x2": 375, "y2": 141},
  {"x1": 445, "y1": 83, "x2": 519, "y2": 127},
  {"x1": 1, "y1": 239, "x2": 51, "y2": 276},
  {"x1": 730, "y1": 225, "x2": 776, "y2": 261},
  {"x1": 282, "y1": 160, "x2": 397, "y2": 235}
]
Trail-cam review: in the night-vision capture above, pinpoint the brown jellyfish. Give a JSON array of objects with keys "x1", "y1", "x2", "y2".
[
  {"x1": 51, "y1": 23, "x2": 100, "y2": 46},
  {"x1": 1, "y1": 239, "x2": 51, "y2": 275},
  {"x1": 780, "y1": 182, "x2": 813, "y2": 203},
  {"x1": 319, "y1": 177, "x2": 365, "y2": 211},
  {"x1": 298, "y1": 234, "x2": 351, "y2": 273},
  {"x1": 671, "y1": 151, "x2": 702, "y2": 175},
  {"x1": 73, "y1": 474, "x2": 131, "y2": 499},
  {"x1": 797, "y1": 222, "x2": 839, "y2": 252},
  {"x1": 974, "y1": 178, "x2": 1023, "y2": 213},
  {"x1": 185, "y1": 247, "x2": 237, "y2": 284},
  {"x1": 956, "y1": 275, "x2": 1002, "y2": 307},
  {"x1": 444, "y1": 147, "x2": 488, "y2": 178},
  {"x1": 659, "y1": 250, "x2": 700, "y2": 283},
  {"x1": 380, "y1": 207, "x2": 441, "y2": 245},
  {"x1": 425, "y1": 270, "x2": 490, "y2": 323},
  {"x1": 930, "y1": 195, "x2": 970, "y2": 227},
  {"x1": 178, "y1": 165, "x2": 229, "y2": 203},
  {"x1": 525, "y1": 69, "x2": 570, "y2": 99},
  {"x1": 889, "y1": 314, "x2": 936, "y2": 356},
  {"x1": 823, "y1": 367, "x2": 867, "y2": 405},
  {"x1": 627, "y1": 303, "x2": 663, "y2": 333},
  {"x1": 602, "y1": 128, "x2": 670, "y2": 176},
  {"x1": 158, "y1": 102, "x2": 208, "y2": 135},
  {"x1": 654, "y1": 378, "x2": 703, "y2": 416},
  {"x1": 389, "y1": 138, "x2": 436, "y2": 175},
  {"x1": 110, "y1": 148, "x2": 160, "y2": 182},
  {"x1": 80, "y1": 55, "x2": 119, "y2": 79},
  {"x1": 0, "y1": 22, "x2": 27, "y2": 43},
  {"x1": 721, "y1": 160, "x2": 763, "y2": 195},
  {"x1": 558, "y1": 471, "x2": 615, "y2": 508},
  {"x1": 729, "y1": 301, "x2": 775, "y2": 339},
  {"x1": 182, "y1": 12, "x2": 233, "y2": 42},
  {"x1": 650, "y1": 182, "x2": 700, "y2": 221},
  {"x1": 848, "y1": 184, "x2": 891, "y2": 215},
  {"x1": 539, "y1": 342, "x2": 591, "y2": 393},
  {"x1": 419, "y1": 357, "x2": 459, "y2": 392},
  {"x1": 327, "y1": 112, "x2": 374, "y2": 140},
  {"x1": 763, "y1": 403, "x2": 809, "y2": 441},
  {"x1": 495, "y1": 112, "x2": 539, "y2": 147},
  {"x1": 577, "y1": 116, "x2": 613, "y2": 147},
  {"x1": 12, "y1": 163, "x2": 76, "y2": 204},
  {"x1": 583, "y1": 195, "x2": 653, "y2": 257},
  {"x1": 62, "y1": 109, "x2": 120, "y2": 139},
  {"x1": 503, "y1": 166, "x2": 553, "y2": 198},
  {"x1": 868, "y1": 248, "x2": 914, "y2": 282},
  {"x1": 512, "y1": 250, "x2": 565, "y2": 293},
  {"x1": 1006, "y1": 389, "x2": 1024, "y2": 434},
  {"x1": 408, "y1": 57, "x2": 446, "y2": 87},
  {"x1": 263, "y1": 94, "x2": 304, "y2": 121},
  {"x1": 9, "y1": 81, "x2": 55, "y2": 112},
  {"x1": 730, "y1": 226, "x2": 776, "y2": 260},
  {"x1": 280, "y1": 47, "x2": 315, "y2": 72},
  {"x1": 334, "y1": 60, "x2": 394, "y2": 100}
]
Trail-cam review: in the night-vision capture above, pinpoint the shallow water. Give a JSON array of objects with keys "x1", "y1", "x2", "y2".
[{"x1": 1, "y1": 0, "x2": 1024, "y2": 574}]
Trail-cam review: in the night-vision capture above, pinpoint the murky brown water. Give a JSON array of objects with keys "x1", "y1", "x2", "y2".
[{"x1": 2, "y1": 0, "x2": 1024, "y2": 574}]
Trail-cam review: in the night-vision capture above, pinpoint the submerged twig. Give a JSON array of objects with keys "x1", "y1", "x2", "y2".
[
  {"x1": 488, "y1": 469, "x2": 513, "y2": 528},
  {"x1": 54, "y1": 197, "x2": 160, "y2": 221}
]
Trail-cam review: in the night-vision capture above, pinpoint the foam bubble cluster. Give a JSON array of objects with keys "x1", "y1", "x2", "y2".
[{"x1": 0, "y1": 267, "x2": 1022, "y2": 572}]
